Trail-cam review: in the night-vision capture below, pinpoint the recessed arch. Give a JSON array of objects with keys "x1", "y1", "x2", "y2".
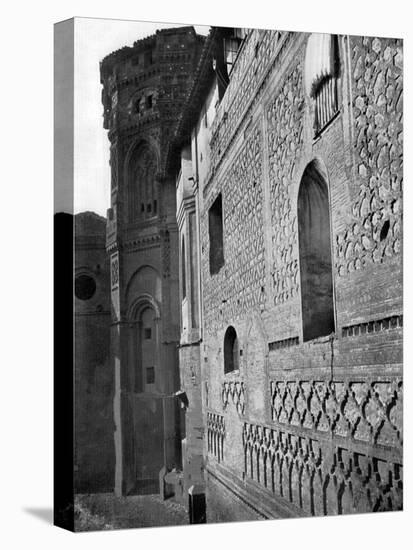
[
  {"x1": 297, "y1": 159, "x2": 335, "y2": 341},
  {"x1": 128, "y1": 292, "x2": 161, "y2": 322},
  {"x1": 126, "y1": 265, "x2": 162, "y2": 312},
  {"x1": 224, "y1": 326, "x2": 239, "y2": 374},
  {"x1": 125, "y1": 139, "x2": 160, "y2": 222},
  {"x1": 124, "y1": 136, "x2": 160, "y2": 173}
]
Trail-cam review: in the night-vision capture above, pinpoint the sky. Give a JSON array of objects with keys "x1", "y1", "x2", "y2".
[{"x1": 74, "y1": 17, "x2": 210, "y2": 217}]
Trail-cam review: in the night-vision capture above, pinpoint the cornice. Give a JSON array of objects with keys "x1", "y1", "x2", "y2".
[{"x1": 123, "y1": 233, "x2": 161, "y2": 252}]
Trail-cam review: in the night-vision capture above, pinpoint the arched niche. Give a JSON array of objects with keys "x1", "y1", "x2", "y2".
[
  {"x1": 126, "y1": 293, "x2": 164, "y2": 490},
  {"x1": 297, "y1": 159, "x2": 335, "y2": 342},
  {"x1": 224, "y1": 326, "x2": 239, "y2": 374},
  {"x1": 127, "y1": 141, "x2": 159, "y2": 222},
  {"x1": 127, "y1": 293, "x2": 161, "y2": 394},
  {"x1": 126, "y1": 265, "x2": 162, "y2": 309}
]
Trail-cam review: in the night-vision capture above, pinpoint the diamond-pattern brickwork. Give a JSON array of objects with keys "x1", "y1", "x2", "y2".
[
  {"x1": 335, "y1": 37, "x2": 403, "y2": 276},
  {"x1": 266, "y1": 62, "x2": 304, "y2": 305},
  {"x1": 202, "y1": 126, "x2": 265, "y2": 334},
  {"x1": 270, "y1": 378, "x2": 402, "y2": 448}
]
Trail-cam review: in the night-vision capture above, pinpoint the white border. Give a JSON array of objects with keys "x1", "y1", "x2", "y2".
[{"x1": 2, "y1": 1, "x2": 411, "y2": 548}]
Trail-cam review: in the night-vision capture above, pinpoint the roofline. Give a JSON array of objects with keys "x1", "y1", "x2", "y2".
[
  {"x1": 165, "y1": 27, "x2": 219, "y2": 174},
  {"x1": 100, "y1": 25, "x2": 199, "y2": 77}
]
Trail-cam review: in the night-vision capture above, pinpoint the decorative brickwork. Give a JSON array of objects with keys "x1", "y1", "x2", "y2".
[
  {"x1": 342, "y1": 314, "x2": 402, "y2": 337},
  {"x1": 243, "y1": 421, "x2": 402, "y2": 515},
  {"x1": 266, "y1": 63, "x2": 304, "y2": 305},
  {"x1": 202, "y1": 126, "x2": 265, "y2": 334},
  {"x1": 208, "y1": 31, "x2": 293, "y2": 180},
  {"x1": 269, "y1": 378, "x2": 402, "y2": 447},
  {"x1": 207, "y1": 412, "x2": 225, "y2": 462},
  {"x1": 222, "y1": 381, "x2": 245, "y2": 415},
  {"x1": 123, "y1": 234, "x2": 161, "y2": 253},
  {"x1": 194, "y1": 30, "x2": 402, "y2": 522},
  {"x1": 335, "y1": 37, "x2": 403, "y2": 276},
  {"x1": 268, "y1": 336, "x2": 299, "y2": 351}
]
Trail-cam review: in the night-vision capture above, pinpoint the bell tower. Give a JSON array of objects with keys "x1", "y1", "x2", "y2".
[{"x1": 100, "y1": 27, "x2": 205, "y2": 496}]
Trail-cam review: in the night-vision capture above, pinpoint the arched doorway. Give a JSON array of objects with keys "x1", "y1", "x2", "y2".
[
  {"x1": 298, "y1": 159, "x2": 335, "y2": 342},
  {"x1": 129, "y1": 297, "x2": 164, "y2": 494}
]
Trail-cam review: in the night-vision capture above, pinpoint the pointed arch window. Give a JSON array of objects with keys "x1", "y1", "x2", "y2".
[
  {"x1": 298, "y1": 160, "x2": 335, "y2": 341},
  {"x1": 128, "y1": 144, "x2": 158, "y2": 222},
  {"x1": 224, "y1": 326, "x2": 239, "y2": 374}
]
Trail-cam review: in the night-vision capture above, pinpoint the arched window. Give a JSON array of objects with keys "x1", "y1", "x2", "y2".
[
  {"x1": 181, "y1": 236, "x2": 186, "y2": 300},
  {"x1": 224, "y1": 326, "x2": 239, "y2": 374},
  {"x1": 298, "y1": 159, "x2": 335, "y2": 342},
  {"x1": 128, "y1": 144, "x2": 158, "y2": 222}
]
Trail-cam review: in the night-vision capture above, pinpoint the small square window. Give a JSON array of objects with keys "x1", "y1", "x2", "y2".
[
  {"x1": 146, "y1": 367, "x2": 155, "y2": 384},
  {"x1": 144, "y1": 328, "x2": 152, "y2": 339}
]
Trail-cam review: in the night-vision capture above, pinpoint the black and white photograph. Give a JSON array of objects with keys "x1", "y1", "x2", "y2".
[
  {"x1": 53, "y1": 15, "x2": 403, "y2": 531},
  {"x1": 4, "y1": 3, "x2": 409, "y2": 548}
]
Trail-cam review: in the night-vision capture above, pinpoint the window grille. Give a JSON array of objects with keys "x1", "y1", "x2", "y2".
[{"x1": 304, "y1": 34, "x2": 339, "y2": 136}]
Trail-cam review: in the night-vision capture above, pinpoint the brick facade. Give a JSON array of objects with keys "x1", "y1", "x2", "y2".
[
  {"x1": 84, "y1": 25, "x2": 403, "y2": 522},
  {"x1": 178, "y1": 29, "x2": 403, "y2": 521}
]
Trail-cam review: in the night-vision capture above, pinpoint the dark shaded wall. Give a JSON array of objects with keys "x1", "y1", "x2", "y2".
[{"x1": 74, "y1": 212, "x2": 114, "y2": 492}]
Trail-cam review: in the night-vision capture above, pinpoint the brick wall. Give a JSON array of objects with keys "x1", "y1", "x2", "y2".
[{"x1": 199, "y1": 31, "x2": 402, "y2": 521}]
